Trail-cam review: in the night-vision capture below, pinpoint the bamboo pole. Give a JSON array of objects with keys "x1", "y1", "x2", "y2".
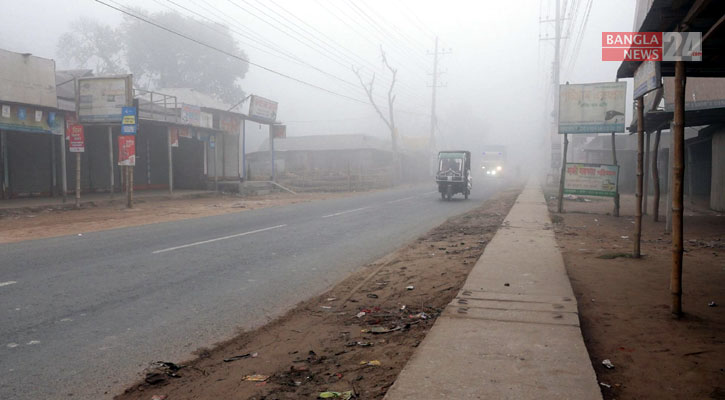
[
  {"x1": 652, "y1": 129, "x2": 661, "y2": 221},
  {"x1": 611, "y1": 132, "x2": 620, "y2": 217},
  {"x1": 108, "y1": 126, "x2": 114, "y2": 199},
  {"x1": 643, "y1": 131, "x2": 651, "y2": 215},
  {"x1": 634, "y1": 97, "x2": 644, "y2": 258},
  {"x1": 671, "y1": 60, "x2": 685, "y2": 318},
  {"x1": 75, "y1": 152, "x2": 81, "y2": 209},
  {"x1": 557, "y1": 134, "x2": 568, "y2": 213}
]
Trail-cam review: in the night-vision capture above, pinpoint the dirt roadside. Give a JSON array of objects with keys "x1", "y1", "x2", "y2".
[
  {"x1": 0, "y1": 192, "x2": 351, "y2": 244},
  {"x1": 114, "y1": 187, "x2": 521, "y2": 400},
  {"x1": 548, "y1": 195, "x2": 725, "y2": 400}
]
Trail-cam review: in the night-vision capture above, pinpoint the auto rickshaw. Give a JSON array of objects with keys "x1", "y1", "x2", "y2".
[{"x1": 436, "y1": 151, "x2": 472, "y2": 200}]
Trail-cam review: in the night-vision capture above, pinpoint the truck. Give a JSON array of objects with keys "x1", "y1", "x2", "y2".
[{"x1": 479, "y1": 145, "x2": 507, "y2": 179}]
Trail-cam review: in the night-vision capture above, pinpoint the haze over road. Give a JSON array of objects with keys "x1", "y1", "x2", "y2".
[{"x1": 0, "y1": 182, "x2": 502, "y2": 399}]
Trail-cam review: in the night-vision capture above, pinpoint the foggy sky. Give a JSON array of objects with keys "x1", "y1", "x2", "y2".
[{"x1": 0, "y1": 0, "x2": 636, "y2": 162}]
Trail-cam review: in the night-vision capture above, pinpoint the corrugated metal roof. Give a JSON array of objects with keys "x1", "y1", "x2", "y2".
[{"x1": 156, "y1": 87, "x2": 235, "y2": 112}]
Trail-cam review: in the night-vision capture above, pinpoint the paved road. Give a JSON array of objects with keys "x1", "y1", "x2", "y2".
[{"x1": 0, "y1": 181, "x2": 502, "y2": 399}]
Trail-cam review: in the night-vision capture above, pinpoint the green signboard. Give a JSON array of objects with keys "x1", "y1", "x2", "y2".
[{"x1": 563, "y1": 163, "x2": 619, "y2": 197}]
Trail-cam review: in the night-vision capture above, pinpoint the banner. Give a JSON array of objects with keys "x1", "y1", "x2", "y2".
[
  {"x1": 564, "y1": 163, "x2": 619, "y2": 197},
  {"x1": 118, "y1": 135, "x2": 136, "y2": 166},
  {"x1": 271, "y1": 124, "x2": 286, "y2": 139},
  {"x1": 559, "y1": 82, "x2": 626, "y2": 134},
  {"x1": 220, "y1": 113, "x2": 241, "y2": 133},
  {"x1": 170, "y1": 129, "x2": 179, "y2": 147},
  {"x1": 68, "y1": 124, "x2": 85, "y2": 152}
]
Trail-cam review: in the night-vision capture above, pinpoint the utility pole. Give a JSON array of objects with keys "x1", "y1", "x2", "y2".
[
  {"x1": 540, "y1": 0, "x2": 567, "y2": 184},
  {"x1": 428, "y1": 37, "x2": 451, "y2": 157}
]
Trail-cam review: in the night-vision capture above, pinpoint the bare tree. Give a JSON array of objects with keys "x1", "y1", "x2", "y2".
[{"x1": 353, "y1": 47, "x2": 399, "y2": 156}]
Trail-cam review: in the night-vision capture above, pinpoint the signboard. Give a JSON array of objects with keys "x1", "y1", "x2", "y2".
[
  {"x1": 68, "y1": 124, "x2": 85, "y2": 153},
  {"x1": 0, "y1": 103, "x2": 63, "y2": 134},
  {"x1": 178, "y1": 126, "x2": 191, "y2": 138},
  {"x1": 200, "y1": 111, "x2": 213, "y2": 129},
  {"x1": 209, "y1": 135, "x2": 216, "y2": 149},
  {"x1": 633, "y1": 60, "x2": 661, "y2": 99},
  {"x1": 180, "y1": 103, "x2": 201, "y2": 126},
  {"x1": 118, "y1": 135, "x2": 136, "y2": 166},
  {"x1": 77, "y1": 75, "x2": 132, "y2": 123},
  {"x1": 121, "y1": 106, "x2": 137, "y2": 135},
  {"x1": 0, "y1": 49, "x2": 57, "y2": 108},
  {"x1": 220, "y1": 113, "x2": 241, "y2": 133},
  {"x1": 564, "y1": 163, "x2": 619, "y2": 197},
  {"x1": 559, "y1": 82, "x2": 626, "y2": 134},
  {"x1": 271, "y1": 124, "x2": 286, "y2": 139},
  {"x1": 249, "y1": 95, "x2": 278, "y2": 123},
  {"x1": 663, "y1": 77, "x2": 725, "y2": 112},
  {"x1": 169, "y1": 129, "x2": 179, "y2": 147}
]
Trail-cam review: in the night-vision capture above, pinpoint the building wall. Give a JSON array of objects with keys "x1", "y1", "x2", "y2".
[{"x1": 711, "y1": 129, "x2": 725, "y2": 211}]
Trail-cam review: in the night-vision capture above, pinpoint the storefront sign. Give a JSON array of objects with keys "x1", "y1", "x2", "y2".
[
  {"x1": 220, "y1": 113, "x2": 241, "y2": 133},
  {"x1": 180, "y1": 103, "x2": 201, "y2": 126},
  {"x1": 271, "y1": 124, "x2": 286, "y2": 139},
  {"x1": 249, "y1": 95, "x2": 278, "y2": 123},
  {"x1": 118, "y1": 135, "x2": 136, "y2": 166},
  {"x1": 564, "y1": 163, "x2": 619, "y2": 197},
  {"x1": 68, "y1": 124, "x2": 85, "y2": 153},
  {"x1": 0, "y1": 103, "x2": 62, "y2": 134}
]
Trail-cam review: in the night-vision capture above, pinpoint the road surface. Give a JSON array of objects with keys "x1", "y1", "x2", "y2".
[{"x1": 0, "y1": 182, "x2": 501, "y2": 399}]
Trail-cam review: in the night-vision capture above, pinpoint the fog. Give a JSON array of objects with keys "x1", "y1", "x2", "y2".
[{"x1": 0, "y1": 0, "x2": 636, "y2": 178}]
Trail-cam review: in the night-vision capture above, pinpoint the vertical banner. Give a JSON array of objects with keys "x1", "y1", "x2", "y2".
[
  {"x1": 118, "y1": 135, "x2": 136, "y2": 166},
  {"x1": 68, "y1": 124, "x2": 85, "y2": 152},
  {"x1": 170, "y1": 129, "x2": 179, "y2": 147}
]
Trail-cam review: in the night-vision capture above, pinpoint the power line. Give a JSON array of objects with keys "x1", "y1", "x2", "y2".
[{"x1": 95, "y1": 0, "x2": 369, "y2": 104}]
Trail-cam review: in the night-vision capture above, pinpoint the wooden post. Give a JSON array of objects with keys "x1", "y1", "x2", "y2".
[
  {"x1": 652, "y1": 129, "x2": 661, "y2": 221},
  {"x1": 671, "y1": 60, "x2": 685, "y2": 318},
  {"x1": 108, "y1": 126, "x2": 114, "y2": 199},
  {"x1": 634, "y1": 96, "x2": 644, "y2": 258},
  {"x1": 241, "y1": 120, "x2": 246, "y2": 181},
  {"x1": 611, "y1": 132, "x2": 620, "y2": 217},
  {"x1": 127, "y1": 166, "x2": 134, "y2": 208},
  {"x1": 213, "y1": 134, "x2": 218, "y2": 191},
  {"x1": 666, "y1": 122, "x2": 674, "y2": 233},
  {"x1": 1, "y1": 130, "x2": 8, "y2": 199},
  {"x1": 75, "y1": 152, "x2": 81, "y2": 209},
  {"x1": 686, "y1": 145, "x2": 694, "y2": 205},
  {"x1": 60, "y1": 129, "x2": 67, "y2": 203},
  {"x1": 168, "y1": 127, "x2": 173, "y2": 194},
  {"x1": 643, "y1": 131, "x2": 651, "y2": 215},
  {"x1": 557, "y1": 134, "x2": 568, "y2": 213},
  {"x1": 269, "y1": 127, "x2": 275, "y2": 181}
]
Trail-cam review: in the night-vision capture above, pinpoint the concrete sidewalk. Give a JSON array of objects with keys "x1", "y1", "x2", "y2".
[{"x1": 384, "y1": 181, "x2": 602, "y2": 399}]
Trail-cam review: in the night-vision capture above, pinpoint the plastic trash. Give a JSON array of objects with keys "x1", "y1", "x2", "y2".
[
  {"x1": 319, "y1": 391, "x2": 353, "y2": 399},
  {"x1": 708, "y1": 301, "x2": 717, "y2": 307},
  {"x1": 406, "y1": 285, "x2": 415, "y2": 290},
  {"x1": 602, "y1": 359, "x2": 615, "y2": 369},
  {"x1": 359, "y1": 360, "x2": 381, "y2": 366},
  {"x1": 243, "y1": 374, "x2": 269, "y2": 382}
]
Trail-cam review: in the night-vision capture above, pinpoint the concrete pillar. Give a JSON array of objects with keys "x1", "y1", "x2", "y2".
[{"x1": 711, "y1": 129, "x2": 725, "y2": 211}]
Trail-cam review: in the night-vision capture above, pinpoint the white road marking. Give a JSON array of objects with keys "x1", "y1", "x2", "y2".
[
  {"x1": 152, "y1": 224, "x2": 287, "y2": 254},
  {"x1": 321, "y1": 207, "x2": 370, "y2": 218},
  {"x1": 387, "y1": 195, "x2": 418, "y2": 204},
  {"x1": 26, "y1": 340, "x2": 40, "y2": 345},
  {"x1": 0, "y1": 281, "x2": 17, "y2": 288},
  {"x1": 6, "y1": 343, "x2": 18, "y2": 348}
]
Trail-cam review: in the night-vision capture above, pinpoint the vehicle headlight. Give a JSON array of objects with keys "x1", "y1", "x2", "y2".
[
  {"x1": 496, "y1": 166, "x2": 502, "y2": 171},
  {"x1": 486, "y1": 170, "x2": 491, "y2": 175},
  {"x1": 491, "y1": 170, "x2": 497, "y2": 175}
]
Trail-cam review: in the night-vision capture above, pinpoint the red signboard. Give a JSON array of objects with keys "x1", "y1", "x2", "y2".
[
  {"x1": 68, "y1": 124, "x2": 85, "y2": 152},
  {"x1": 170, "y1": 130, "x2": 179, "y2": 147},
  {"x1": 118, "y1": 135, "x2": 136, "y2": 166}
]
